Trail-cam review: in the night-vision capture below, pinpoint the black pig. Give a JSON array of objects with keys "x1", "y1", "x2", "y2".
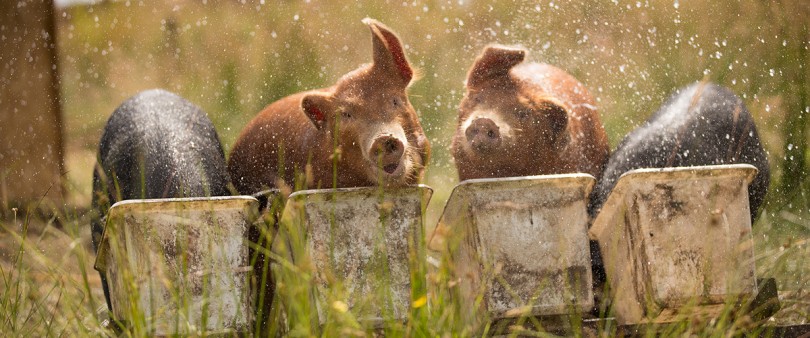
[
  {"x1": 590, "y1": 82, "x2": 769, "y2": 218},
  {"x1": 91, "y1": 89, "x2": 230, "y2": 310},
  {"x1": 588, "y1": 82, "x2": 770, "y2": 287}
]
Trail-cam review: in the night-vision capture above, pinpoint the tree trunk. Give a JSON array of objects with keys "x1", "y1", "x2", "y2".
[{"x1": 0, "y1": 0, "x2": 65, "y2": 214}]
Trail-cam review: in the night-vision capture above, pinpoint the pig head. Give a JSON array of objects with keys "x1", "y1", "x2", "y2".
[
  {"x1": 228, "y1": 19, "x2": 429, "y2": 194},
  {"x1": 452, "y1": 45, "x2": 609, "y2": 181}
]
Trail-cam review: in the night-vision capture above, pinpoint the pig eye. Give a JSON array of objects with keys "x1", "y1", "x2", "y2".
[
  {"x1": 517, "y1": 109, "x2": 531, "y2": 120},
  {"x1": 392, "y1": 97, "x2": 402, "y2": 107},
  {"x1": 341, "y1": 111, "x2": 353, "y2": 119}
]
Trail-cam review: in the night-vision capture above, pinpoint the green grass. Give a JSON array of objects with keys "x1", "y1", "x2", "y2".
[
  {"x1": 2, "y1": 0, "x2": 809, "y2": 336},
  {"x1": 1, "y1": 184, "x2": 808, "y2": 336}
]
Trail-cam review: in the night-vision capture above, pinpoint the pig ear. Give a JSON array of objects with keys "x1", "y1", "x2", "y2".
[
  {"x1": 467, "y1": 45, "x2": 526, "y2": 88},
  {"x1": 540, "y1": 99, "x2": 569, "y2": 135},
  {"x1": 301, "y1": 92, "x2": 333, "y2": 130},
  {"x1": 363, "y1": 18, "x2": 413, "y2": 86}
]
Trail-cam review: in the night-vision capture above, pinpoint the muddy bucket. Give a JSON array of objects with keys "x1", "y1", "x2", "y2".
[
  {"x1": 273, "y1": 185, "x2": 433, "y2": 328},
  {"x1": 428, "y1": 174, "x2": 596, "y2": 326},
  {"x1": 589, "y1": 164, "x2": 759, "y2": 325},
  {"x1": 94, "y1": 196, "x2": 259, "y2": 335}
]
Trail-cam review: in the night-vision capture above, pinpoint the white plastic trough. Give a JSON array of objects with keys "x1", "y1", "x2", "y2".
[
  {"x1": 94, "y1": 196, "x2": 259, "y2": 335},
  {"x1": 428, "y1": 174, "x2": 596, "y2": 324},
  {"x1": 589, "y1": 164, "x2": 759, "y2": 325},
  {"x1": 275, "y1": 185, "x2": 433, "y2": 326}
]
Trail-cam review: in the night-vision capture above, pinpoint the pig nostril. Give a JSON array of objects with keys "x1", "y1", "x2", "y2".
[
  {"x1": 372, "y1": 137, "x2": 404, "y2": 163},
  {"x1": 383, "y1": 163, "x2": 399, "y2": 174},
  {"x1": 385, "y1": 139, "x2": 397, "y2": 153}
]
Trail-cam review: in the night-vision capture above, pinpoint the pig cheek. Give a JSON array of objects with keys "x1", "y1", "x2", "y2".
[
  {"x1": 336, "y1": 131, "x2": 366, "y2": 177},
  {"x1": 346, "y1": 139, "x2": 366, "y2": 166},
  {"x1": 404, "y1": 144, "x2": 419, "y2": 179},
  {"x1": 413, "y1": 133, "x2": 428, "y2": 165}
]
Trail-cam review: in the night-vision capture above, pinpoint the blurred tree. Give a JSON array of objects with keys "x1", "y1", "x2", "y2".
[{"x1": 0, "y1": 0, "x2": 64, "y2": 214}]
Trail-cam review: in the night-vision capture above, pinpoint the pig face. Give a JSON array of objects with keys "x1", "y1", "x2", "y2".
[
  {"x1": 454, "y1": 46, "x2": 569, "y2": 177},
  {"x1": 299, "y1": 19, "x2": 428, "y2": 186}
]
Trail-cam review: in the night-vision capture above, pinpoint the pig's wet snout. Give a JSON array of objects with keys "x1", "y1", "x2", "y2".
[
  {"x1": 371, "y1": 136, "x2": 405, "y2": 174},
  {"x1": 466, "y1": 118, "x2": 501, "y2": 152}
]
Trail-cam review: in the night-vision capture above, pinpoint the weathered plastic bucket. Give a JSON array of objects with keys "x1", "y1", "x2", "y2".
[
  {"x1": 428, "y1": 174, "x2": 596, "y2": 324},
  {"x1": 274, "y1": 185, "x2": 433, "y2": 327},
  {"x1": 94, "y1": 196, "x2": 259, "y2": 335},
  {"x1": 589, "y1": 164, "x2": 759, "y2": 325}
]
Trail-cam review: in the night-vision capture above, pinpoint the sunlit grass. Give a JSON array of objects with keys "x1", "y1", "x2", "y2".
[
  {"x1": 0, "y1": 208, "x2": 107, "y2": 336},
  {"x1": 1, "y1": 181, "x2": 808, "y2": 336}
]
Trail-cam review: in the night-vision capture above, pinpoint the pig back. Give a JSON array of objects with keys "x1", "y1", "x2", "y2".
[
  {"x1": 227, "y1": 92, "x2": 321, "y2": 195},
  {"x1": 514, "y1": 63, "x2": 610, "y2": 179},
  {"x1": 590, "y1": 82, "x2": 769, "y2": 221},
  {"x1": 94, "y1": 89, "x2": 230, "y2": 203}
]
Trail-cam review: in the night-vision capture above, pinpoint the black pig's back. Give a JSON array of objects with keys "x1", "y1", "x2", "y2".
[
  {"x1": 95, "y1": 89, "x2": 229, "y2": 200},
  {"x1": 590, "y1": 83, "x2": 769, "y2": 221}
]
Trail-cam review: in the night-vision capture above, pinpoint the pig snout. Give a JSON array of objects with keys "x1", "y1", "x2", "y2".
[
  {"x1": 465, "y1": 117, "x2": 502, "y2": 152},
  {"x1": 370, "y1": 135, "x2": 405, "y2": 174}
]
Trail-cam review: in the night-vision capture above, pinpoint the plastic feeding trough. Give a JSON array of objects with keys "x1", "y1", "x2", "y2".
[
  {"x1": 589, "y1": 164, "x2": 759, "y2": 325},
  {"x1": 428, "y1": 174, "x2": 596, "y2": 325},
  {"x1": 273, "y1": 185, "x2": 433, "y2": 327},
  {"x1": 94, "y1": 196, "x2": 260, "y2": 335}
]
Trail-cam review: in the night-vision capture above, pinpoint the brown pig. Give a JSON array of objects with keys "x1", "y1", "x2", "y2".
[
  {"x1": 228, "y1": 19, "x2": 429, "y2": 194},
  {"x1": 452, "y1": 45, "x2": 609, "y2": 181}
]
